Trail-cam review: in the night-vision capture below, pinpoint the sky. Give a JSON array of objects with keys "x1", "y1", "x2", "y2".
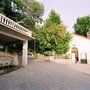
[{"x1": 36, "y1": 0, "x2": 90, "y2": 32}]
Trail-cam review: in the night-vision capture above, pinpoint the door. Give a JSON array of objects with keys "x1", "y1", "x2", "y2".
[{"x1": 72, "y1": 47, "x2": 78, "y2": 63}]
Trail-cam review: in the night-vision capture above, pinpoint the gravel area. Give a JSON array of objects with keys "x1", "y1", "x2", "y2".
[{"x1": 0, "y1": 60, "x2": 90, "y2": 90}]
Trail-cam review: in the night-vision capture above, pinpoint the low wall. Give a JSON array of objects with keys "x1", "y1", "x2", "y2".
[
  {"x1": 0, "y1": 52, "x2": 19, "y2": 66},
  {"x1": 52, "y1": 59, "x2": 71, "y2": 64}
]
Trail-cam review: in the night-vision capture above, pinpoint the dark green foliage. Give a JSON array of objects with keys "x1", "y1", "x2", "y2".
[
  {"x1": 28, "y1": 39, "x2": 34, "y2": 52},
  {"x1": 0, "y1": 0, "x2": 44, "y2": 29},
  {"x1": 0, "y1": 0, "x2": 25, "y2": 22},
  {"x1": 74, "y1": 16, "x2": 90, "y2": 36},
  {"x1": 8, "y1": 43, "x2": 22, "y2": 53}
]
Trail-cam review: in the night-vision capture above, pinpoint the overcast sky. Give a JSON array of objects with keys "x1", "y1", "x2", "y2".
[{"x1": 36, "y1": 0, "x2": 90, "y2": 32}]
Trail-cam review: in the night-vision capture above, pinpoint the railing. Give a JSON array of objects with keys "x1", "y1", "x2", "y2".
[{"x1": 0, "y1": 14, "x2": 32, "y2": 37}]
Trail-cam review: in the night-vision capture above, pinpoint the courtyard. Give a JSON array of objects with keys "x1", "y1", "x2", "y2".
[{"x1": 0, "y1": 60, "x2": 90, "y2": 90}]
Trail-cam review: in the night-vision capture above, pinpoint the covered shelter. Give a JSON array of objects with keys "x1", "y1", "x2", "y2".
[{"x1": 0, "y1": 14, "x2": 34, "y2": 67}]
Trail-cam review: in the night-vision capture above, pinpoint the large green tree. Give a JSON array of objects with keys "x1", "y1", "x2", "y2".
[
  {"x1": 74, "y1": 16, "x2": 90, "y2": 36},
  {"x1": 35, "y1": 10, "x2": 71, "y2": 56}
]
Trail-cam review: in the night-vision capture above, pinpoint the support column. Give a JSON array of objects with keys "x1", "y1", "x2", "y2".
[{"x1": 22, "y1": 40, "x2": 28, "y2": 67}]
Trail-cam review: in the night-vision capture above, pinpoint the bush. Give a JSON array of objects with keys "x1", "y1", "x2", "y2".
[
  {"x1": 43, "y1": 51, "x2": 52, "y2": 56},
  {"x1": 63, "y1": 54, "x2": 70, "y2": 59}
]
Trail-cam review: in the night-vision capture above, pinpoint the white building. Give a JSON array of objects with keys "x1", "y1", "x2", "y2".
[{"x1": 69, "y1": 34, "x2": 90, "y2": 64}]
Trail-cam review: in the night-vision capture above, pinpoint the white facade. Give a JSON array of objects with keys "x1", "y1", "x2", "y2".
[{"x1": 69, "y1": 34, "x2": 90, "y2": 64}]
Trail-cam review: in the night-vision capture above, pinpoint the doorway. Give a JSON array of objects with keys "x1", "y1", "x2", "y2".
[{"x1": 72, "y1": 47, "x2": 78, "y2": 63}]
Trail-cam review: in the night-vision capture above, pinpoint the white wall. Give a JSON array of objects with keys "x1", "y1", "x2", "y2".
[{"x1": 70, "y1": 34, "x2": 90, "y2": 64}]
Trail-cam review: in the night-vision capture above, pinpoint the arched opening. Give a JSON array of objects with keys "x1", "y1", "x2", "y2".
[{"x1": 72, "y1": 47, "x2": 78, "y2": 63}]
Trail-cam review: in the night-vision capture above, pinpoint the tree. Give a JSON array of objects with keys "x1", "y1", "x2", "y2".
[
  {"x1": 0, "y1": 0, "x2": 44, "y2": 30},
  {"x1": 74, "y1": 16, "x2": 90, "y2": 36},
  {"x1": 23, "y1": 0, "x2": 44, "y2": 54},
  {"x1": 35, "y1": 10, "x2": 71, "y2": 56},
  {"x1": 45, "y1": 10, "x2": 61, "y2": 27},
  {"x1": 0, "y1": 0, "x2": 25, "y2": 21},
  {"x1": 19, "y1": 0, "x2": 44, "y2": 30}
]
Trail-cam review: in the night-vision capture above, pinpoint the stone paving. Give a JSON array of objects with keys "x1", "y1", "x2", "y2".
[{"x1": 0, "y1": 60, "x2": 90, "y2": 90}]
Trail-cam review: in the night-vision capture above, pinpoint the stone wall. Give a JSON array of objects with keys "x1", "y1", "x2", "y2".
[{"x1": 0, "y1": 52, "x2": 19, "y2": 66}]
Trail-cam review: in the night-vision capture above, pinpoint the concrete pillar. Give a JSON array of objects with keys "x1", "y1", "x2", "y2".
[{"x1": 22, "y1": 40, "x2": 28, "y2": 67}]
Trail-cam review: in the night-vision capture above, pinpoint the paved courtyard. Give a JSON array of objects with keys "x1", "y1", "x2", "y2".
[{"x1": 0, "y1": 60, "x2": 90, "y2": 90}]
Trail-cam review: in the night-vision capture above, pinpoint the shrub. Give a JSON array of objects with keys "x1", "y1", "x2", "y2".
[
  {"x1": 63, "y1": 54, "x2": 70, "y2": 59},
  {"x1": 43, "y1": 51, "x2": 52, "y2": 56}
]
